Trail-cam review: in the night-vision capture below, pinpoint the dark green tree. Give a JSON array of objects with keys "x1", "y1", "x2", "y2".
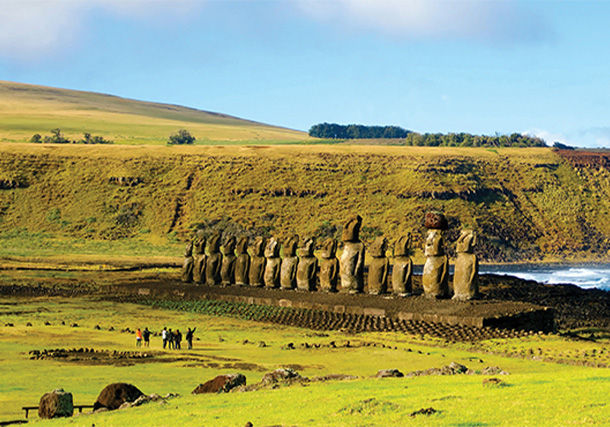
[{"x1": 168, "y1": 129, "x2": 196, "y2": 145}]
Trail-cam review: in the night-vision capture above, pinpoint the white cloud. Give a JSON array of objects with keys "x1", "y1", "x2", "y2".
[
  {"x1": 0, "y1": 0, "x2": 201, "y2": 62},
  {"x1": 293, "y1": 0, "x2": 553, "y2": 43}
]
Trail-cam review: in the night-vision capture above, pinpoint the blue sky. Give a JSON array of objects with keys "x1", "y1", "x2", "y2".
[{"x1": 1, "y1": 0, "x2": 610, "y2": 147}]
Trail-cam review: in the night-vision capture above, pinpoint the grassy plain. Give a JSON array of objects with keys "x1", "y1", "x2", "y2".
[
  {"x1": 0, "y1": 81, "x2": 310, "y2": 144},
  {"x1": 1, "y1": 296, "x2": 610, "y2": 426}
]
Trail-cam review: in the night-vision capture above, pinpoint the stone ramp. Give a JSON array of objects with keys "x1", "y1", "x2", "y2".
[{"x1": 110, "y1": 280, "x2": 554, "y2": 339}]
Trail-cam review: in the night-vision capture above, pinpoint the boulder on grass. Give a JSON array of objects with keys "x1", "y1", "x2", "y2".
[
  {"x1": 38, "y1": 388, "x2": 74, "y2": 419},
  {"x1": 94, "y1": 383, "x2": 144, "y2": 410},
  {"x1": 192, "y1": 373, "x2": 246, "y2": 394},
  {"x1": 261, "y1": 368, "x2": 301, "y2": 385},
  {"x1": 375, "y1": 369, "x2": 404, "y2": 378}
]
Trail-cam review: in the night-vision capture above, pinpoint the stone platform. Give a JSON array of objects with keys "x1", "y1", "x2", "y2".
[{"x1": 113, "y1": 279, "x2": 554, "y2": 333}]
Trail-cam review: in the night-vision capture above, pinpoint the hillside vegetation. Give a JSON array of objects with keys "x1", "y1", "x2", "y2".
[
  {"x1": 0, "y1": 81, "x2": 310, "y2": 144},
  {"x1": 1, "y1": 143, "x2": 609, "y2": 262}
]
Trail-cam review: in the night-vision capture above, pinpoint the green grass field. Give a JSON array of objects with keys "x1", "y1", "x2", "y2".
[
  {"x1": 1, "y1": 296, "x2": 610, "y2": 426},
  {"x1": 0, "y1": 81, "x2": 311, "y2": 144}
]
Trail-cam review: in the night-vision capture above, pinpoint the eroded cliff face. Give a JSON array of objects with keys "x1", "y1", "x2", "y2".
[{"x1": 0, "y1": 144, "x2": 608, "y2": 262}]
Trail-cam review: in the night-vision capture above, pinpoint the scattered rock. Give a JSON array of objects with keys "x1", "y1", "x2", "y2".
[
  {"x1": 375, "y1": 369, "x2": 404, "y2": 378},
  {"x1": 407, "y1": 362, "x2": 468, "y2": 376},
  {"x1": 483, "y1": 377, "x2": 504, "y2": 386},
  {"x1": 94, "y1": 383, "x2": 144, "y2": 410},
  {"x1": 38, "y1": 388, "x2": 74, "y2": 419},
  {"x1": 410, "y1": 407, "x2": 438, "y2": 417},
  {"x1": 481, "y1": 366, "x2": 510, "y2": 375},
  {"x1": 261, "y1": 368, "x2": 301, "y2": 385},
  {"x1": 192, "y1": 373, "x2": 247, "y2": 394}
]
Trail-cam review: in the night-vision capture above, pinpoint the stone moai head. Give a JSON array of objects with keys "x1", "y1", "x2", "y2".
[
  {"x1": 222, "y1": 236, "x2": 236, "y2": 255},
  {"x1": 251, "y1": 236, "x2": 266, "y2": 257},
  {"x1": 370, "y1": 236, "x2": 388, "y2": 258},
  {"x1": 208, "y1": 231, "x2": 222, "y2": 254},
  {"x1": 342, "y1": 214, "x2": 362, "y2": 242},
  {"x1": 320, "y1": 237, "x2": 338, "y2": 259},
  {"x1": 265, "y1": 237, "x2": 280, "y2": 258},
  {"x1": 394, "y1": 233, "x2": 411, "y2": 257},
  {"x1": 236, "y1": 236, "x2": 249, "y2": 254},
  {"x1": 456, "y1": 230, "x2": 476, "y2": 253},
  {"x1": 299, "y1": 237, "x2": 316, "y2": 257},
  {"x1": 424, "y1": 229, "x2": 445, "y2": 257},
  {"x1": 283, "y1": 235, "x2": 299, "y2": 257},
  {"x1": 184, "y1": 241, "x2": 193, "y2": 257}
]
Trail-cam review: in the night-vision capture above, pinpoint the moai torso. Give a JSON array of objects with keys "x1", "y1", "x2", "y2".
[
  {"x1": 192, "y1": 231, "x2": 206, "y2": 284},
  {"x1": 181, "y1": 242, "x2": 194, "y2": 283},
  {"x1": 340, "y1": 215, "x2": 365, "y2": 293},
  {"x1": 221, "y1": 236, "x2": 236, "y2": 286},
  {"x1": 296, "y1": 237, "x2": 318, "y2": 291},
  {"x1": 249, "y1": 236, "x2": 266, "y2": 287},
  {"x1": 264, "y1": 237, "x2": 281, "y2": 288},
  {"x1": 422, "y1": 229, "x2": 449, "y2": 298},
  {"x1": 368, "y1": 237, "x2": 389, "y2": 295},
  {"x1": 453, "y1": 230, "x2": 479, "y2": 301},
  {"x1": 319, "y1": 238, "x2": 339, "y2": 292},
  {"x1": 392, "y1": 234, "x2": 413, "y2": 296},
  {"x1": 280, "y1": 235, "x2": 299, "y2": 290},
  {"x1": 206, "y1": 231, "x2": 223, "y2": 286},
  {"x1": 234, "y1": 236, "x2": 250, "y2": 286}
]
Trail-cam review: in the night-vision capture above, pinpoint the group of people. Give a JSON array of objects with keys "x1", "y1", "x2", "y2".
[{"x1": 135, "y1": 327, "x2": 196, "y2": 350}]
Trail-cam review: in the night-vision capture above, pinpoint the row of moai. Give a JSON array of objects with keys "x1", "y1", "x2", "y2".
[{"x1": 182, "y1": 212, "x2": 479, "y2": 300}]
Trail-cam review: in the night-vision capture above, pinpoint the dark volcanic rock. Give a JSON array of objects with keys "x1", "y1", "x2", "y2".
[
  {"x1": 375, "y1": 369, "x2": 404, "y2": 378},
  {"x1": 94, "y1": 383, "x2": 144, "y2": 410},
  {"x1": 38, "y1": 388, "x2": 73, "y2": 419},
  {"x1": 192, "y1": 373, "x2": 247, "y2": 394}
]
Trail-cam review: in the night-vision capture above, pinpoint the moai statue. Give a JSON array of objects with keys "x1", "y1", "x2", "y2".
[
  {"x1": 392, "y1": 234, "x2": 413, "y2": 296},
  {"x1": 249, "y1": 236, "x2": 267, "y2": 287},
  {"x1": 319, "y1": 237, "x2": 339, "y2": 292},
  {"x1": 280, "y1": 235, "x2": 299, "y2": 290},
  {"x1": 206, "y1": 231, "x2": 223, "y2": 286},
  {"x1": 234, "y1": 236, "x2": 250, "y2": 286},
  {"x1": 264, "y1": 237, "x2": 281, "y2": 288},
  {"x1": 453, "y1": 230, "x2": 479, "y2": 301},
  {"x1": 422, "y1": 227, "x2": 449, "y2": 298},
  {"x1": 339, "y1": 214, "x2": 365, "y2": 293},
  {"x1": 220, "y1": 236, "x2": 237, "y2": 286},
  {"x1": 192, "y1": 230, "x2": 207, "y2": 284},
  {"x1": 368, "y1": 236, "x2": 389, "y2": 295},
  {"x1": 181, "y1": 241, "x2": 194, "y2": 283},
  {"x1": 296, "y1": 237, "x2": 318, "y2": 291}
]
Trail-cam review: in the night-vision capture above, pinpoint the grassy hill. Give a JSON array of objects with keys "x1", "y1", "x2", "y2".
[
  {"x1": 0, "y1": 81, "x2": 310, "y2": 144},
  {"x1": 1, "y1": 143, "x2": 610, "y2": 263}
]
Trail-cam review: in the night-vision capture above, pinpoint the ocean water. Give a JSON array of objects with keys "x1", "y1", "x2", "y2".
[{"x1": 480, "y1": 264, "x2": 610, "y2": 291}]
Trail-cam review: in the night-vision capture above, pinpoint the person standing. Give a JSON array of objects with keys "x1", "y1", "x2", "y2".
[
  {"x1": 168, "y1": 328, "x2": 174, "y2": 349},
  {"x1": 135, "y1": 328, "x2": 143, "y2": 348},
  {"x1": 185, "y1": 327, "x2": 197, "y2": 350},
  {"x1": 175, "y1": 329, "x2": 182, "y2": 350},
  {"x1": 162, "y1": 327, "x2": 168, "y2": 349},
  {"x1": 143, "y1": 327, "x2": 150, "y2": 347}
]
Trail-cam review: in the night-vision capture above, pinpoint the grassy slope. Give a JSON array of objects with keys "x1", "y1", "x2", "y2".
[
  {"x1": 0, "y1": 81, "x2": 310, "y2": 144},
  {"x1": 1, "y1": 296, "x2": 610, "y2": 426},
  {"x1": 1, "y1": 144, "x2": 610, "y2": 262}
]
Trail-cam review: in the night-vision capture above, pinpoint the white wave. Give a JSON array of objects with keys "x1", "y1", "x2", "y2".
[{"x1": 481, "y1": 264, "x2": 610, "y2": 291}]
